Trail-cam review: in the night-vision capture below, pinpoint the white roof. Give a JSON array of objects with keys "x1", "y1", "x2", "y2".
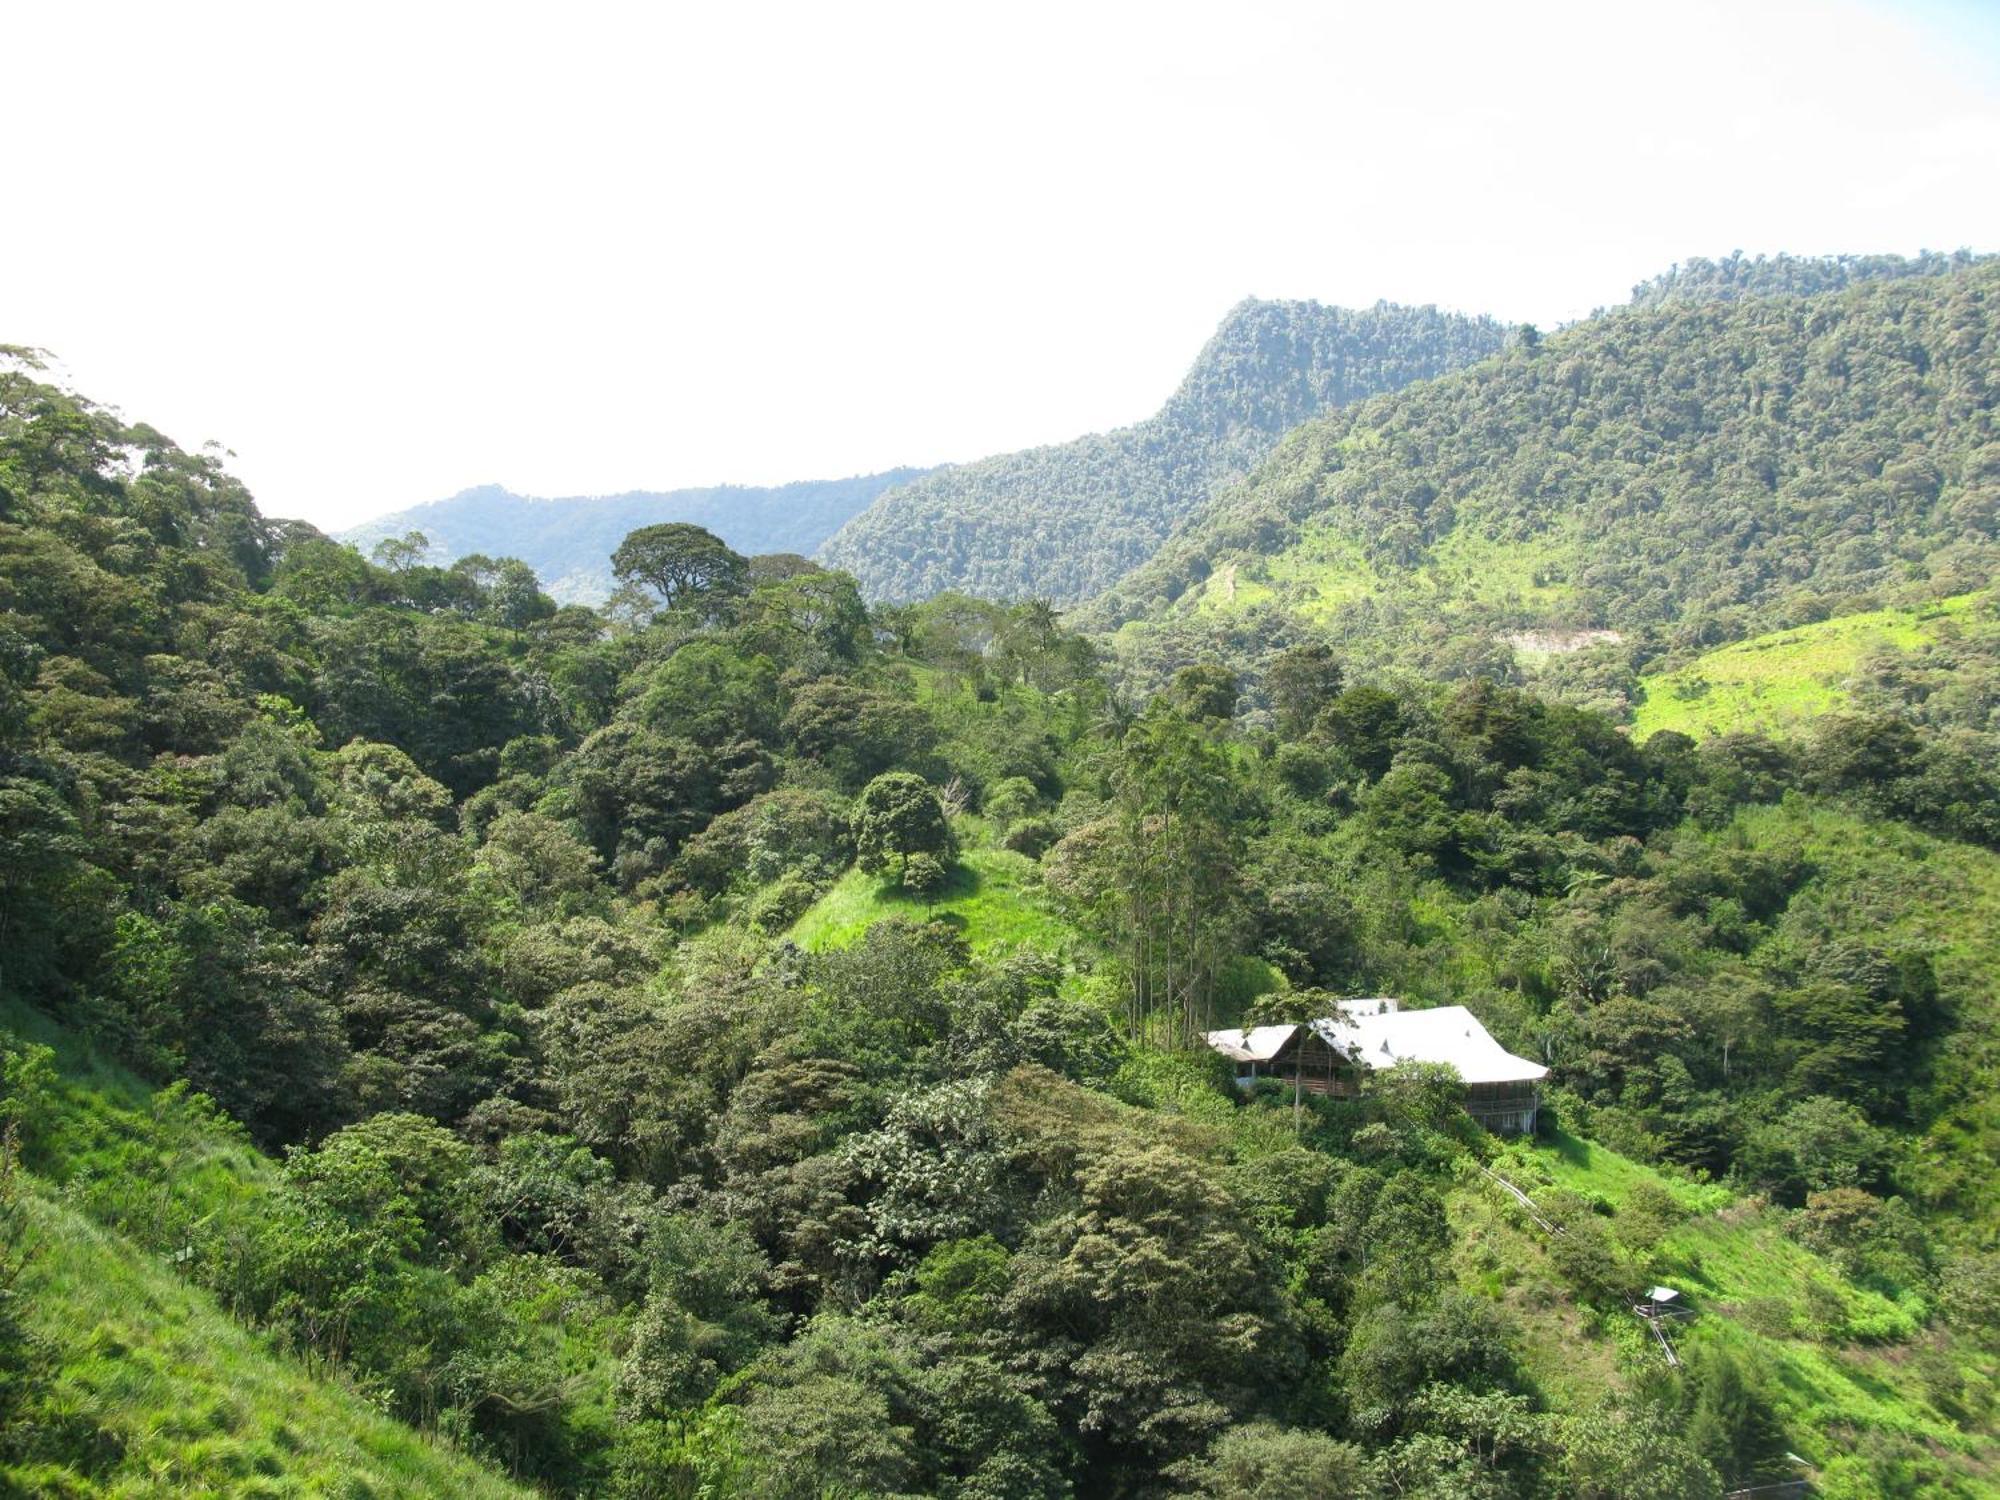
[
  {"x1": 1201, "y1": 1023, "x2": 1299, "y2": 1063},
  {"x1": 1332, "y1": 996, "x2": 1400, "y2": 1018},
  {"x1": 1312, "y1": 1005, "x2": 1548, "y2": 1086}
]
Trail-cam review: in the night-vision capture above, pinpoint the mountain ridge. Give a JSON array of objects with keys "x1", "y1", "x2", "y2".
[
  {"x1": 817, "y1": 296, "x2": 1514, "y2": 603},
  {"x1": 1091, "y1": 253, "x2": 2000, "y2": 713},
  {"x1": 340, "y1": 467, "x2": 929, "y2": 603}
]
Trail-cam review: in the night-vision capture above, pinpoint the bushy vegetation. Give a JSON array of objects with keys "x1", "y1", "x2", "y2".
[
  {"x1": 820, "y1": 298, "x2": 1509, "y2": 603},
  {"x1": 4, "y1": 310, "x2": 1999, "y2": 1500}
]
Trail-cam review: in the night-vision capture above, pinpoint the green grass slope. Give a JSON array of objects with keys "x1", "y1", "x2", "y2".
[
  {"x1": 788, "y1": 839, "x2": 1085, "y2": 957},
  {"x1": 1631, "y1": 594, "x2": 1980, "y2": 740},
  {"x1": 784, "y1": 834, "x2": 1292, "y2": 1019},
  {"x1": 0, "y1": 1001, "x2": 532, "y2": 1499},
  {"x1": 8, "y1": 1195, "x2": 532, "y2": 1500},
  {"x1": 1453, "y1": 1131, "x2": 1994, "y2": 1491}
]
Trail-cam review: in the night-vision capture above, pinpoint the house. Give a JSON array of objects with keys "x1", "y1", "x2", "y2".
[{"x1": 1203, "y1": 997, "x2": 1548, "y2": 1134}]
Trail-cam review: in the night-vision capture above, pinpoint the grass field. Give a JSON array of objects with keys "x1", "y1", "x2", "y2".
[
  {"x1": 9, "y1": 1194, "x2": 534, "y2": 1499},
  {"x1": 1459, "y1": 1130, "x2": 1993, "y2": 1488},
  {"x1": 1631, "y1": 594, "x2": 1980, "y2": 741},
  {"x1": 2, "y1": 999, "x2": 533, "y2": 1498},
  {"x1": 788, "y1": 841, "x2": 1084, "y2": 956},
  {"x1": 1190, "y1": 515, "x2": 1580, "y2": 622}
]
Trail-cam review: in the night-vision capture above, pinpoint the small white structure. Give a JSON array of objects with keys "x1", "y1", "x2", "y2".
[
  {"x1": 1636, "y1": 1286, "x2": 1692, "y2": 1320},
  {"x1": 1633, "y1": 1285, "x2": 1693, "y2": 1368},
  {"x1": 1204, "y1": 999, "x2": 1548, "y2": 1134}
]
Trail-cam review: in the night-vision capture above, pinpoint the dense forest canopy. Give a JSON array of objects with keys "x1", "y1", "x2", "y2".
[
  {"x1": 1626, "y1": 249, "x2": 1984, "y2": 310},
  {"x1": 818, "y1": 298, "x2": 1511, "y2": 604},
  {"x1": 3, "y1": 245, "x2": 2000, "y2": 1500}
]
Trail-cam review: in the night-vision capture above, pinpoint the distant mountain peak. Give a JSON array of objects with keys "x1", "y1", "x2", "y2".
[
  {"x1": 817, "y1": 298, "x2": 1511, "y2": 604},
  {"x1": 339, "y1": 468, "x2": 929, "y2": 604}
]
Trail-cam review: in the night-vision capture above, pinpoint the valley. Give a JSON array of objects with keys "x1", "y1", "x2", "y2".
[{"x1": 3, "y1": 251, "x2": 1998, "y2": 1498}]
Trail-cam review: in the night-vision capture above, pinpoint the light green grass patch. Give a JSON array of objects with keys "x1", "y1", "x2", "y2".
[
  {"x1": 1475, "y1": 1129, "x2": 1985, "y2": 1473},
  {"x1": 787, "y1": 845, "x2": 1082, "y2": 956},
  {"x1": 1190, "y1": 515, "x2": 1580, "y2": 623},
  {"x1": 12, "y1": 1193, "x2": 532, "y2": 1498},
  {"x1": 1422, "y1": 522, "x2": 1577, "y2": 613},
  {"x1": 1631, "y1": 593, "x2": 1979, "y2": 741}
]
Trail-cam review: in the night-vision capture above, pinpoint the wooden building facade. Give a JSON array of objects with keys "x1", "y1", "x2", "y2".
[{"x1": 1204, "y1": 1000, "x2": 1548, "y2": 1135}]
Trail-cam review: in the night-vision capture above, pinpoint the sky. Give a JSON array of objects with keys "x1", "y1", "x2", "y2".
[{"x1": 7, "y1": 0, "x2": 2000, "y2": 532}]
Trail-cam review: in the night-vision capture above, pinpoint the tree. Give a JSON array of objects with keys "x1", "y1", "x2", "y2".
[
  {"x1": 1166, "y1": 662, "x2": 1239, "y2": 722},
  {"x1": 852, "y1": 773, "x2": 954, "y2": 887},
  {"x1": 1174, "y1": 1422, "x2": 1371, "y2": 1498},
  {"x1": 1107, "y1": 707, "x2": 1247, "y2": 1041},
  {"x1": 1684, "y1": 1347, "x2": 1790, "y2": 1486},
  {"x1": 780, "y1": 678, "x2": 933, "y2": 787},
  {"x1": 371, "y1": 530, "x2": 431, "y2": 573},
  {"x1": 902, "y1": 852, "x2": 949, "y2": 906},
  {"x1": 610, "y1": 523, "x2": 748, "y2": 619},
  {"x1": 487, "y1": 558, "x2": 552, "y2": 633},
  {"x1": 1264, "y1": 642, "x2": 1345, "y2": 739}
]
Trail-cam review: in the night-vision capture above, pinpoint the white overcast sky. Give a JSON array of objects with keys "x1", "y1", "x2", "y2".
[{"x1": 7, "y1": 0, "x2": 1999, "y2": 531}]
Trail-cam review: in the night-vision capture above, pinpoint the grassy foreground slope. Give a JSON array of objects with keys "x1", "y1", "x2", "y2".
[
  {"x1": 9, "y1": 1196, "x2": 531, "y2": 1500},
  {"x1": 0, "y1": 1001, "x2": 531, "y2": 1500}
]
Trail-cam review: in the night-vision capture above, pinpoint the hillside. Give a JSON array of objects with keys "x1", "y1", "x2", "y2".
[
  {"x1": 1094, "y1": 254, "x2": 1999, "y2": 704},
  {"x1": 1, "y1": 1003, "x2": 535, "y2": 1498},
  {"x1": 341, "y1": 468, "x2": 927, "y2": 602},
  {"x1": 1629, "y1": 590, "x2": 1993, "y2": 741},
  {"x1": 9, "y1": 305, "x2": 2000, "y2": 1496},
  {"x1": 818, "y1": 298, "x2": 1511, "y2": 603},
  {"x1": 1456, "y1": 1129, "x2": 1993, "y2": 1495}
]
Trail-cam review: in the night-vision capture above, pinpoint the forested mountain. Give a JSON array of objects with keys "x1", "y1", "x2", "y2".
[
  {"x1": 1627, "y1": 247, "x2": 1983, "y2": 310},
  {"x1": 6, "y1": 344, "x2": 2000, "y2": 1497},
  {"x1": 342, "y1": 469, "x2": 927, "y2": 603},
  {"x1": 818, "y1": 298, "x2": 1511, "y2": 603},
  {"x1": 1094, "y1": 254, "x2": 1999, "y2": 719}
]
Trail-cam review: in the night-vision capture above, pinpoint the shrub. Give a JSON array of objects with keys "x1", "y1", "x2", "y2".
[
  {"x1": 999, "y1": 816, "x2": 1060, "y2": 859},
  {"x1": 745, "y1": 871, "x2": 822, "y2": 933}
]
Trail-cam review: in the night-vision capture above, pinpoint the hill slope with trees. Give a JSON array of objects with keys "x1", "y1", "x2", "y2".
[
  {"x1": 1093, "y1": 255, "x2": 1999, "y2": 722},
  {"x1": 6, "y1": 305, "x2": 2000, "y2": 1497},
  {"x1": 342, "y1": 468, "x2": 928, "y2": 603},
  {"x1": 818, "y1": 298, "x2": 1512, "y2": 603}
]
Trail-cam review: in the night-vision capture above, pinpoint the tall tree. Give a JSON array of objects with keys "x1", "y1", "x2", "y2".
[
  {"x1": 611, "y1": 523, "x2": 748, "y2": 619},
  {"x1": 1110, "y1": 707, "x2": 1245, "y2": 1042}
]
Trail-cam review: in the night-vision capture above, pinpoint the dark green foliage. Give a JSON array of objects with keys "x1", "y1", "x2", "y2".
[
  {"x1": 852, "y1": 771, "x2": 955, "y2": 886},
  {"x1": 610, "y1": 522, "x2": 749, "y2": 620},
  {"x1": 1173, "y1": 1422, "x2": 1371, "y2": 1498},
  {"x1": 823, "y1": 298, "x2": 1510, "y2": 602},
  {"x1": 1682, "y1": 1347, "x2": 1792, "y2": 1486},
  {"x1": 1265, "y1": 641, "x2": 1344, "y2": 740}
]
